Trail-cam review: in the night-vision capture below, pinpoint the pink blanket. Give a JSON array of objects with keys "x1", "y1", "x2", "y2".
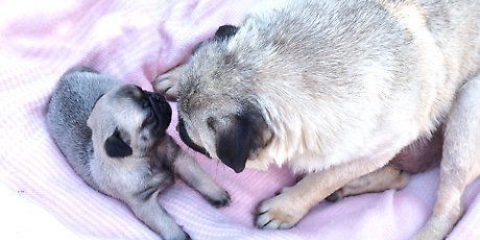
[{"x1": 1, "y1": 0, "x2": 479, "y2": 239}]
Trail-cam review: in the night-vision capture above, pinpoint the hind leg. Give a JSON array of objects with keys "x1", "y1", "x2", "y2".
[
  {"x1": 328, "y1": 129, "x2": 444, "y2": 202},
  {"x1": 413, "y1": 75, "x2": 480, "y2": 240},
  {"x1": 326, "y1": 166, "x2": 410, "y2": 202}
]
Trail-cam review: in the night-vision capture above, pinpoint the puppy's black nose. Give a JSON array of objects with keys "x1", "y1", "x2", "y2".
[{"x1": 145, "y1": 91, "x2": 172, "y2": 131}]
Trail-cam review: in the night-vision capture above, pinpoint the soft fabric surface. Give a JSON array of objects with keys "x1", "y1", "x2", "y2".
[{"x1": 0, "y1": 0, "x2": 479, "y2": 239}]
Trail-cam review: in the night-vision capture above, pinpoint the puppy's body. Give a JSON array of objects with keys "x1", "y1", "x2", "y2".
[
  {"x1": 47, "y1": 68, "x2": 230, "y2": 240},
  {"x1": 47, "y1": 68, "x2": 117, "y2": 190},
  {"x1": 155, "y1": 0, "x2": 480, "y2": 238}
]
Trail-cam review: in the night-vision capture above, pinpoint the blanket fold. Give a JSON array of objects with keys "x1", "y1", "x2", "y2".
[{"x1": 0, "y1": 0, "x2": 478, "y2": 239}]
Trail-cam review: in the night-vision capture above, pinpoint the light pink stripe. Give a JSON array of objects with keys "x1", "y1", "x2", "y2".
[{"x1": 0, "y1": 0, "x2": 479, "y2": 239}]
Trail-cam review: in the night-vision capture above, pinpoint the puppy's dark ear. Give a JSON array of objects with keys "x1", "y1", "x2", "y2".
[
  {"x1": 214, "y1": 25, "x2": 239, "y2": 41},
  {"x1": 104, "y1": 129, "x2": 133, "y2": 158},
  {"x1": 210, "y1": 106, "x2": 271, "y2": 173}
]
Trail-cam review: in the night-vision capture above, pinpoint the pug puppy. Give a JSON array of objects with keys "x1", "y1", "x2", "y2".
[
  {"x1": 46, "y1": 68, "x2": 230, "y2": 240},
  {"x1": 153, "y1": 0, "x2": 480, "y2": 239}
]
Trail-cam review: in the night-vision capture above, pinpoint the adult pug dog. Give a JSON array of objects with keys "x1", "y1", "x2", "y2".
[
  {"x1": 154, "y1": 0, "x2": 480, "y2": 239},
  {"x1": 47, "y1": 68, "x2": 230, "y2": 240}
]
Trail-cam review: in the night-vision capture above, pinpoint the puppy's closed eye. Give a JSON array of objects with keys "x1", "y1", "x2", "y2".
[{"x1": 104, "y1": 128, "x2": 133, "y2": 158}]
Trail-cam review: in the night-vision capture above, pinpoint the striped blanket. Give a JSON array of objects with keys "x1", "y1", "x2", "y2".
[{"x1": 0, "y1": 0, "x2": 479, "y2": 239}]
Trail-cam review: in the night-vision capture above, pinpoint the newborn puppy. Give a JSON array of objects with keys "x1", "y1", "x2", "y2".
[{"x1": 46, "y1": 68, "x2": 230, "y2": 240}]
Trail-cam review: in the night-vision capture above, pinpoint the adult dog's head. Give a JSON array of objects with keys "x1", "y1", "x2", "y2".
[
  {"x1": 88, "y1": 85, "x2": 172, "y2": 159},
  {"x1": 176, "y1": 25, "x2": 276, "y2": 173}
]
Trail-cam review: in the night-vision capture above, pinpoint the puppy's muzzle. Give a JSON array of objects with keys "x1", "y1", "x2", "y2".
[{"x1": 143, "y1": 91, "x2": 172, "y2": 135}]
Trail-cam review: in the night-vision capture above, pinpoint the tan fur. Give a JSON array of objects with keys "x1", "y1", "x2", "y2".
[
  {"x1": 154, "y1": 0, "x2": 480, "y2": 239},
  {"x1": 48, "y1": 69, "x2": 230, "y2": 240},
  {"x1": 325, "y1": 166, "x2": 410, "y2": 202},
  {"x1": 87, "y1": 85, "x2": 230, "y2": 240}
]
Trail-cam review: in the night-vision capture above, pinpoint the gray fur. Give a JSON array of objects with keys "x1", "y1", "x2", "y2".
[
  {"x1": 47, "y1": 68, "x2": 230, "y2": 240},
  {"x1": 47, "y1": 67, "x2": 116, "y2": 189}
]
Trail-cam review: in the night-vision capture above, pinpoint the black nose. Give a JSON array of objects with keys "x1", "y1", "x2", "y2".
[{"x1": 145, "y1": 91, "x2": 172, "y2": 131}]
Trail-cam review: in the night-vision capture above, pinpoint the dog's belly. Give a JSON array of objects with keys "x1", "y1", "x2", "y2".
[{"x1": 389, "y1": 129, "x2": 443, "y2": 173}]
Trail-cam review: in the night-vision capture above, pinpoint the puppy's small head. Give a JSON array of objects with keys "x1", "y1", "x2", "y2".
[{"x1": 87, "y1": 85, "x2": 172, "y2": 159}]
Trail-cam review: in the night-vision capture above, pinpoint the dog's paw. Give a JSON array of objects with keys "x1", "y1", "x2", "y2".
[
  {"x1": 255, "y1": 193, "x2": 309, "y2": 229},
  {"x1": 153, "y1": 65, "x2": 187, "y2": 101},
  {"x1": 205, "y1": 189, "x2": 231, "y2": 208},
  {"x1": 153, "y1": 73, "x2": 179, "y2": 101}
]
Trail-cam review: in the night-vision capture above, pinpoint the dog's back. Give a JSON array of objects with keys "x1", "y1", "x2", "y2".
[
  {"x1": 186, "y1": 0, "x2": 480, "y2": 166},
  {"x1": 46, "y1": 68, "x2": 118, "y2": 188}
]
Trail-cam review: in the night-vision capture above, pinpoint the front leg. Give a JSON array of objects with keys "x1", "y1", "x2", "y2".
[
  {"x1": 153, "y1": 63, "x2": 189, "y2": 101},
  {"x1": 174, "y1": 150, "x2": 231, "y2": 208},
  {"x1": 256, "y1": 153, "x2": 395, "y2": 229}
]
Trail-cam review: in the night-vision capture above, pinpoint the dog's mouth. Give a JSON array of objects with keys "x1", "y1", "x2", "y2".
[
  {"x1": 177, "y1": 118, "x2": 211, "y2": 158},
  {"x1": 141, "y1": 91, "x2": 172, "y2": 135}
]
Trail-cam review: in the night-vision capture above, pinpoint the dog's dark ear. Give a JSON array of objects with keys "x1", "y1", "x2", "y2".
[
  {"x1": 214, "y1": 25, "x2": 239, "y2": 41},
  {"x1": 104, "y1": 129, "x2": 133, "y2": 158},
  {"x1": 210, "y1": 115, "x2": 251, "y2": 173},
  {"x1": 192, "y1": 25, "x2": 239, "y2": 54},
  {"x1": 210, "y1": 106, "x2": 271, "y2": 173}
]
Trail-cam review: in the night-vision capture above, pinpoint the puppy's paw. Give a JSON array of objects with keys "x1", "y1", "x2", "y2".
[
  {"x1": 205, "y1": 189, "x2": 231, "y2": 208},
  {"x1": 255, "y1": 193, "x2": 309, "y2": 229}
]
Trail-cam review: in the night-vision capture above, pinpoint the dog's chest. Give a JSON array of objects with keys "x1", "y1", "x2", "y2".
[{"x1": 90, "y1": 156, "x2": 152, "y2": 196}]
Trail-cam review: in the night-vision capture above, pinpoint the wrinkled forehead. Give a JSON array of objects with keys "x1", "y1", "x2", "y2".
[
  {"x1": 107, "y1": 84, "x2": 143, "y2": 100},
  {"x1": 92, "y1": 86, "x2": 146, "y2": 121},
  {"x1": 114, "y1": 84, "x2": 143, "y2": 96},
  {"x1": 100, "y1": 84, "x2": 143, "y2": 105}
]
